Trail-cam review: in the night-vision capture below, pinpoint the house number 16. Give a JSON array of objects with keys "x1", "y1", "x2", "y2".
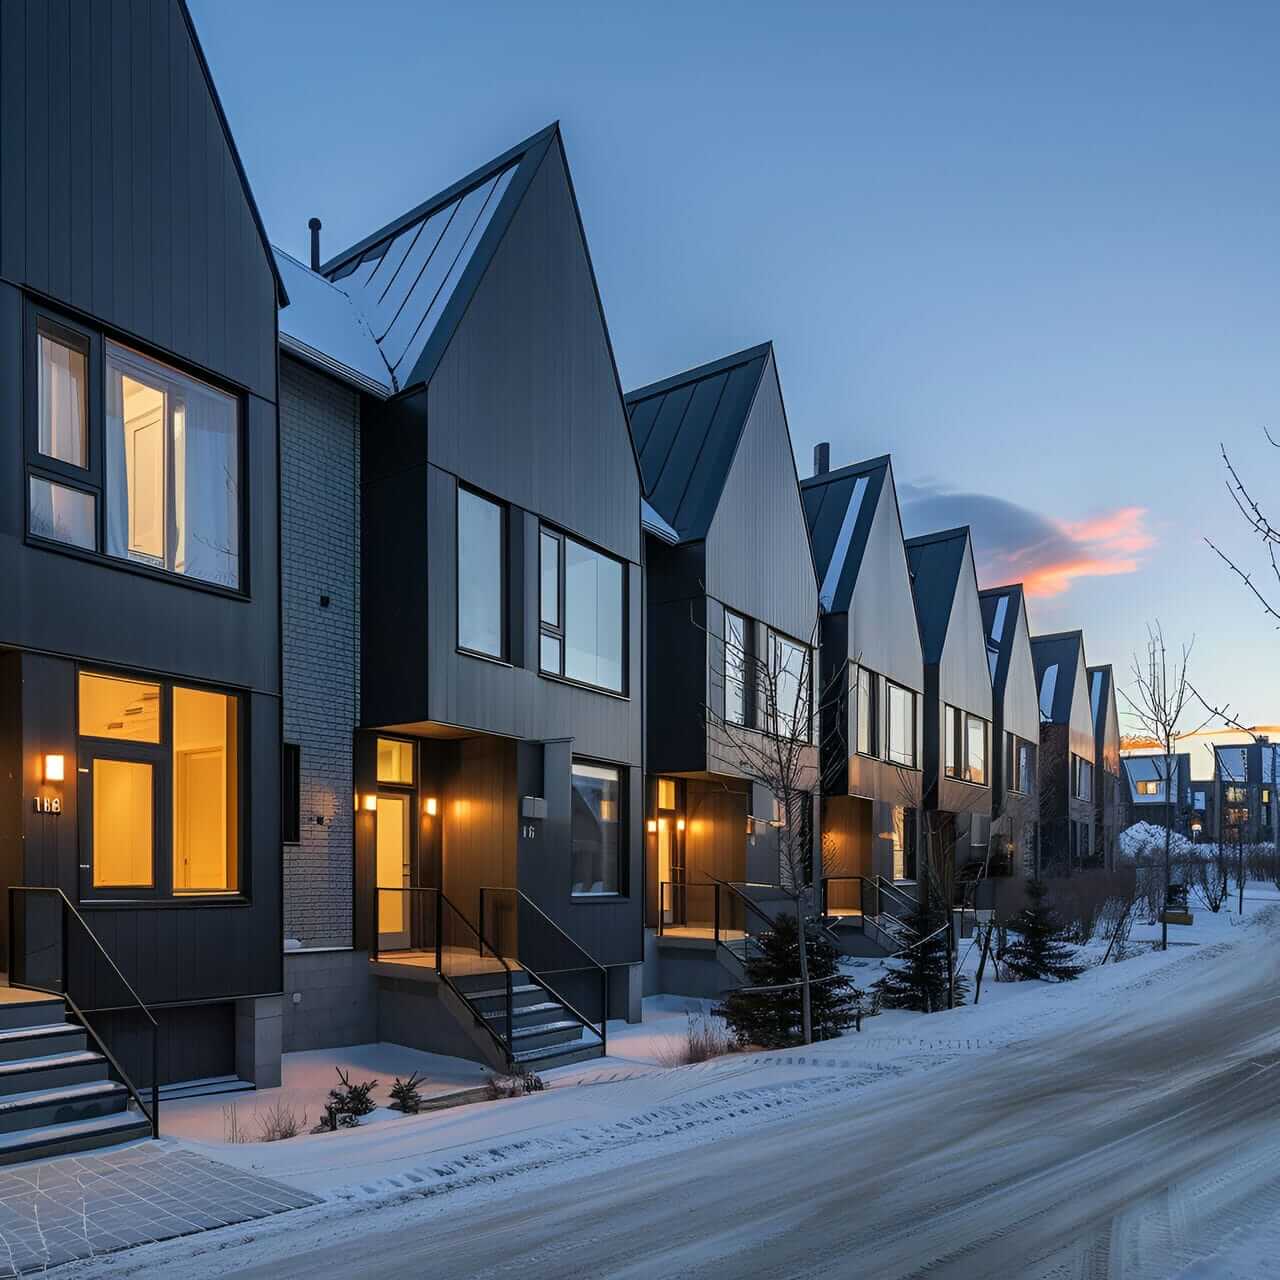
[{"x1": 521, "y1": 823, "x2": 537, "y2": 839}]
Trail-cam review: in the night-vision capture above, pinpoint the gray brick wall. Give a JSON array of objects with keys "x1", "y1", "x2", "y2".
[{"x1": 280, "y1": 357, "x2": 359, "y2": 948}]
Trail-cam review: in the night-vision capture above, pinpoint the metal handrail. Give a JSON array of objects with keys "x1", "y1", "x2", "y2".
[
  {"x1": 479, "y1": 886, "x2": 609, "y2": 1058},
  {"x1": 372, "y1": 886, "x2": 516, "y2": 1064},
  {"x1": 8, "y1": 886, "x2": 159, "y2": 1139},
  {"x1": 703, "y1": 876, "x2": 777, "y2": 935}
]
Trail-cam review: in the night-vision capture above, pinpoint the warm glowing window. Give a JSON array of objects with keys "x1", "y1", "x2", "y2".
[
  {"x1": 105, "y1": 343, "x2": 240, "y2": 588},
  {"x1": 376, "y1": 737, "x2": 414, "y2": 785},
  {"x1": 886, "y1": 682, "x2": 916, "y2": 767},
  {"x1": 657, "y1": 778, "x2": 676, "y2": 810},
  {"x1": 965, "y1": 715, "x2": 987, "y2": 785},
  {"x1": 79, "y1": 673, "x2": 161, "y2": 742},
  {"x1": 1136, "y1": 779, "x2": 1161, "y2": 797},
  {"x1": 173, "y1": 687, "x2": 238, "y2": 893},
  {"x1": 92, "y1": 760, "x2": 154, "y2": 888},
  {"x1": 944, "y1": 706, "x2": 959, "y2": 778}
]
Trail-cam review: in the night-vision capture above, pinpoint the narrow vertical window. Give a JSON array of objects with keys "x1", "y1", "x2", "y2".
[
  {"x1": 965, "y1": 715, "x2": 987, "y2": 785},
  {"x1": 886, "y1": 682, "x2": 915, "y2": 767},
  {"x1": 856, "y1": 667, "x2": 875, "y2": 756},
  {"x1": 725, "y1": 611, "x2": 748, "y2": 726},
  {"x1": 172, "y1": 687, "x2": 238, "y2": 893},
  {"x1": 944, "y1": 706, "x2": 958, "y2": 778},
  {"x1": 457, "y1": 487, "x2": 505, "y2": 659},
  {"x1": 283, "y1": 743, "x2": 301, "y2": 846},
  {"x1": 37, "y1": 324, "x2": 88, "y2": 468},
  {"x1": 571, "y1": 761, "x2": 623, "y2": 895}
]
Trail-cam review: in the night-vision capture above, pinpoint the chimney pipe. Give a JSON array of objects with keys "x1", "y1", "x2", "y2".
[
  {"x1": 308, "y1": 217, "x2": 322, "y2": 272},
  {"x1": 814, "y1": 441, "x2": 830, "y2": 476}
]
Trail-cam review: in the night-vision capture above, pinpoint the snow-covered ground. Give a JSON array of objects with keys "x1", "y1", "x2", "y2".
[{"x1": 67, "y1": 882, "x2": 1280, "y2": 1278}]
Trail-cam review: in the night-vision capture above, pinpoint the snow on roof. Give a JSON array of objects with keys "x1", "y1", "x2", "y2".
[
  {"x1": 274, "y1": 249, "x2": 394, "y2": 397},
  {"x1": 641, "y1": 498, "x2": 679, "y2": 545}
]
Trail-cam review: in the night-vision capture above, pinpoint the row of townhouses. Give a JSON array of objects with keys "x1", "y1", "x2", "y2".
[{"x1": 0, "y1": 2, "x2": 1128, "y2": 1153}]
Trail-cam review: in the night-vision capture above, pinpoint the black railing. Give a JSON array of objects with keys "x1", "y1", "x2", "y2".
[
  {"x1": 479, "y1": 887, "x2": 608, "y2": 1058},
  {"x1": 821, "y1": 875, "x2": 916, "y2": 952},
  {"x1": 8, "y1": 887, "x2": 159, "y2": 1139},
  {"x1": 372, "y1": 886, "x2": 516, "y2": 1064}
]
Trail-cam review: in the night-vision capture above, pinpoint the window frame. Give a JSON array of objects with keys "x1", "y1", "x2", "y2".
[
  {"x1": 23, "y1": 300, "x2": 250, "y2": 600},
  {"x1": 885, "y1": 680, "x2": 916, "y2": 768},
  {"x1": 855, "y1": 666, "x2": 877, "y2": 758},
  {"x1": 76, "y1": 666, "x2": 247, "y2": 904},
  {"x1": 943, "y1": 703, "x2": 990, "y2": 786},
  {"x1": 455, "y1": 484, "x2": 508, "y2": 663},
  {"x1": 764, "y1": 628, "x2": 812, "y2": 744},
  {"x1": 724, "y1": 609, "x2": 751, "y2": 728},
  {"x1": 569, "y1": 756, "x2": 628, "y2": 899},
  {"x1": 538, "y1": 524, "x2": 628, "y2": 697},
  {"x1": 964, "y1": 713, "x2": 988, "y2": 785}
]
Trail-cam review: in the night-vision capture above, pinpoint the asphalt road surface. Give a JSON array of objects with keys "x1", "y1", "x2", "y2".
[{"x1": 157, "y1": 923, "x2": 1280, "y2": 1279}]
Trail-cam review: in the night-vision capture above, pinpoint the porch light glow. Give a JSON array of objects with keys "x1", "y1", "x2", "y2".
[
  {"x1": 425, "y1": 797, "x2": 438, "y2": 816},
  {"x1": 646, "y1": 819, "x2": 657, "y2": 834},
  {"x1": 676, "y1": 818, "x2": 686, "y2": 832},
  {"x1": 362, "y1": 794, "x2": 377, "y2": 812},
  {"x1": 43, "y1": 754, "x2": 65, "y2": 783}
]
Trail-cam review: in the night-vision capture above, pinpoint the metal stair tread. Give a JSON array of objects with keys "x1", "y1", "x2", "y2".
[
  {"x1": 513, "y1": 1040, "x2": 604, "y2": 1065},
  {"x1": 509, "y1": 1019, "x2": 585, "y2": 1041},
  {"x1": 0, "y1": 1110, "x2": 150, "y2": 1155},
  {"x1": 481, "y1": 1001, "x2": 562, "y2": 1021},
  {"x1": 0, "y1": 1050, "x2": 103, "y2": 1076},
  {"x1": 0, "y1": 1023, "x2": 81, "y2": 1045},
  {"x1": 0, "y1": 1079, "x2": 126, "y2": 1113},
  {"x1": 464, "y1": 984, "x2": 541, "y2": 1001}
]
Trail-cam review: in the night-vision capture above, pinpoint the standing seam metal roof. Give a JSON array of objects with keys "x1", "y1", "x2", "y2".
[{"x1": 800, "y1": 456, "x2": 891, "y2": 615}]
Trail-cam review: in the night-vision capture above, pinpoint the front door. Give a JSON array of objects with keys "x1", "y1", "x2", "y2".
[
  {"x1": 376, "y1": 793, "x2": 411, "y2": 951},
  {"x1": 656, "y1": 778, "x2": 685, "y2": 926}
]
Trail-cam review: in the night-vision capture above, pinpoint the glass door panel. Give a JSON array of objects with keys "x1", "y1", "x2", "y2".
[{"x1": 376, "y1": 794, "x2": 411, "y2": 950}]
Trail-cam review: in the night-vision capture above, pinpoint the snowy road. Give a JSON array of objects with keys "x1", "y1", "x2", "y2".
[{"x1": 80, "y1": 910, "x2": 1280, "y2": 1279}]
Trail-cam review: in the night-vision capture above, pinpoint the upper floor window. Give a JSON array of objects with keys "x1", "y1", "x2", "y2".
[
  {"x1": 855, "y1": 666, "x2": 877, "y2": 757},
  {"x1": 457, "y1": 487, "x2": 506, "y2": 660},
  {"x1": 540, "y1": 528, "x2": 625, "y2": 693},
  {"x1": 1005, "y1": 733, "x2": 1035, "y2": 793},
  {"x1": 1224, "y1": 784, "x2": 1248, "y2": 805},
  {"x1": 27, "y1": 309, "x2": 243, "y2": 591},
  {"x1": 944, "y1": 704, "x2": 988, "y2": 784},
  {"x1": 724, "y1": 610, "x2": 750, "y2": 726},
  {"x1": 886, "y1": 681, "x2": 916, "y2": 768},
  {"x1": 769, "y1": 632, "x2": 811, "y2": 742},
  {"x1": 1072, "y1": 754, "x2": 1093, "y2": 802}
]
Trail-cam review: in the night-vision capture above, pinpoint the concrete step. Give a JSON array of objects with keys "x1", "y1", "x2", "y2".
[
  {"x1": 467, "y1": 984, "x2": 547, "y2": 1015},
  {"x1": 0, "y1": 996, "x2": 69, "y2": 1033},
  {"x1": 513, "y1": 1038, "x2": 605, "y2": 1071},
  {"x1": 0, "y1": 1022, "x2": 87, "y2": 1063},
  {"x1": 0, "y1": 1110, "x2": 152, "y2": 1167},
  {"x1": 483, "y1": 1001, "x2": 567, "y2": 1030},
  {"x1": 450, "y1": 970, "x2": 527, "y2": 997},
  {"x1": 0, "y1": 1050, "x2": 108, "y2": 1096},
  {"x1": 509, "y1": 1019, "x2": 586, "y2": 1053},
  {"x1": 0, "y1": 1080, "x2": 130, "y2": 1134}
]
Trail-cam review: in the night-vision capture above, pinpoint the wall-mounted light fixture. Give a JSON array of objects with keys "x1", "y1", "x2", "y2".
[
  {"x1": 362, "y1": 794, "x2": 377, "y2": 812},
  {"x1": 43, "y1": 754, "x2": 65, "y2": 783},
  {"x1": 646, "y1": 819, "x2": 658, "y2": 834},
  {"x1": 424, "y1": 797, "x2": 438, "y2": 816},
  {"x1": 676, "y1": 817, "x2": 686, "y2": 832}
]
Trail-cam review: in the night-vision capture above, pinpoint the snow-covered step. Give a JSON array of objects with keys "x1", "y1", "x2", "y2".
[
  {"x1": 0, "y1": 1079, "x2": 130, "y2": 1133},
  {"x1": 513, "y1": 1038, "x2": 605, "y2": 1071},
  {"x1": 0, "y1": 1109, "x2": 152, "y2": 1166},
  {"x1": 0, "y1": 1049, "x2": 108, "y2": 1095},
  {"x1": 509, "y1": 1019, "x2": 587, "y2": 1052}
]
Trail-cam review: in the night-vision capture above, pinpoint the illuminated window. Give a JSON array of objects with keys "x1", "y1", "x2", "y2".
[
  {"x1": 172, "y1": 687, "x2": 238, "y2": 893},
  {"x1": 79, "y1": 673, "x2": 161, "y2": 742},
  {"x1": 886, "y1": 683, "x2": 916, "y2": 767},
  {"x1": 657, "y1": 778, "x2": 676, "y2": 810},
  {"x1": 944, "y1": 706, "x2": 959, "y2": 778},
  {"x1": 1136, "y1": 779, "x2": 1161, "y2": 797},
  {"x1": 376, "y1": 738, "x2": 414, "y2": 785},
  {"x1": 92, "y1": 760, "x2": 154, "y2": 888},
  {"x1": 965, "y1": 715, "x2": 987, "y2": 785}
]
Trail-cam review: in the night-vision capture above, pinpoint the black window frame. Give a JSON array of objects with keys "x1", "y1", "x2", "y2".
[
  {"x1": 569, "y1": 756, "x2": 629, "y2": 899},
  {"x1": 724, "y1": 608, "x2": 752, "y2": 728},
  {"x1": 23, "y1": 299, "x2": 250, "y2": 600},
  {"x1": 943, "y1": 703, "x2": 990, "y2": 786},
  {"x1": 537, "y1": 524, "x2": 628, "y2": 696},
  {"x1": 283, "y1": 742, "x2": 301, "y2": 846},
  {"x1": 855, "y1": 666, "x2": 878, "y2": 758},
  {"x1": 456, "y1": 484, "x2": 509, "y2": 663},
  {"x1": 885, "y1": 680, "x2": 917, "y2": 768},
  {"x1": 764, "y1": 628, "x2": 813, "y2": 744},
  {"x1": 77, "y1": 665, "x2": 248, "y2": 905}
]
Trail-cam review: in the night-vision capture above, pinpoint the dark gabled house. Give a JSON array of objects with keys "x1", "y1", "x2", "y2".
[
  {"x1": 1030, "y1": 631, "x2": 1097, "y2": 872},
  {"x1": 801, "y1": 452, "x2": 924, "y2": 942},
  {"x1": 624, "y1": 344, "x2": 819, "y2": 995},
  {"x1": 979, "y1": 584, "x2": 1040, "y2": 886},
  {"x1": 1087, "y1": 664, "x2": 1123, "y2": 868},
  {"x1": 903, "y1": 528, "x2": 994, "y2": 890},
  {"x1": 276, "y1": 124, "x2": 645, "y2": 1069},
  {"x1": 1209, "y1": 741, "x2": 1278, "y2": 847},
  {"x1": 0, "y1": 0, "x2": 285, "y2": 1154},
  {"x1": 1120, "y1": 752, "x2": 1194, "y2": 837}
]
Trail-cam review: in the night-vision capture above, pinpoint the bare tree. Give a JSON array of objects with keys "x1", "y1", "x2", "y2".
[
  {"x1": 703, "y1": 613, "x2": 828, "y2": 1043},
  {"x1": 1118, "y1": 623, "x2": 1208, "y2": 950},
  {"x1": 1206, "y1": 433, "x2": 1280, "y2": 628}
]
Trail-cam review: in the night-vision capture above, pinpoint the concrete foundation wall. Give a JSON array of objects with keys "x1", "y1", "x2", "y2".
[{"x1": 283, "y1": 949, "x2": 377, "y2": 1053}]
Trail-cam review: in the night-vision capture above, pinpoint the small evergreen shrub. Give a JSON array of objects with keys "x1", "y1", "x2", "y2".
[
  {"x1": 310, "y1": 1067, "x2": 379, "y2": 1132},
  {"x1": 1004, "y1": 880, "x2": 1085, "y2": 981},
  {"x1": 873, "y1": 903, "x2": 968, "y2": 1013},
  {"x1": 389, "y1": 1072, "x2": 427, "y2": 1115}
]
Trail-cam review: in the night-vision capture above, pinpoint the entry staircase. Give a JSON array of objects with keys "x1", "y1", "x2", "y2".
[{"x1": 821, "y1": 875, "x2": 917, "y2": 957}]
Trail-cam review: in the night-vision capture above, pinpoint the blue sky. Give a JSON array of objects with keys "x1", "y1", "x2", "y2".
[{"x1": 190, "y1": 0, "x2": 1280, "y2": 726}]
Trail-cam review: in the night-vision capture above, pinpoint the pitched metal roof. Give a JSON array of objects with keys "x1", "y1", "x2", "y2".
[
  {"x1": 1030, "y1": 630, "x2": 1085, "y2": 725},
  {"x1": 623, "y1": 344, "x2": 771, "y2": 542},
  {"x1": 801, "y1": 455, "x2": 890, "y2": 614},
  {"x1": 295, "y1": 125, "x2": 559, "y2": 396},
  {"x1": 904, "y1": 527, "x2": 972, "y2": 665},
  {"x1": 274, "y1": 249, "x2": 394, "y2": 397},
  {"x1": 979, "y1": 583, "x2": 1025, "y2": 695}
]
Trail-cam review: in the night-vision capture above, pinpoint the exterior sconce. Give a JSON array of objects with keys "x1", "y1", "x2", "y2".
[
  {"x1": 676, "y1": 818, "x2": 686, "y2": 832},
  {"x1": 43, "y1": 754, "x2": 65, "y2": 783},
  {"x1": 646, "y1": 819, "x2": 657, "y2": 834},
  {"x1": 362, "y1": 794, "x2": 377, "y2": 812},
  {"x1": 425, "y1": 797, "x2": 438, "y2": 816}
]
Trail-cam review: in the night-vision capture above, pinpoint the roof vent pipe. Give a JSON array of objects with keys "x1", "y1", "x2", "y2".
[
  {"x1": 308, "y1": 217, "x2": 322, "y2": 272},
  {"x1": 814, "y1": 441, "x2": 830, "y2": 476}
]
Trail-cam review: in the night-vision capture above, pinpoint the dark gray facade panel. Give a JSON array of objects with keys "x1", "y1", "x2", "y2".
[
  {"x1": 0, "y1": 0, "x2": 278, "y2": 402},
  {"x1": 425, "y1": 142, "x2": 640, "y2": 565}
]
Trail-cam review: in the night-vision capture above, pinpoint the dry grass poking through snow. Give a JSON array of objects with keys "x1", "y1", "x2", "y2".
[{"x1": 657, "y1": 1013, "x2": 736, "y2": 1066}]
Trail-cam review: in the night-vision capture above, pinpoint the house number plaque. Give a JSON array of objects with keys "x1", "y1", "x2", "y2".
[{"x1": 33, "y1": 795, "x2": 62, "y2": 814}]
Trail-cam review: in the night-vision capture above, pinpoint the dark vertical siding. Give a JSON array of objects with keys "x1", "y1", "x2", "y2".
[{"x1": 0, "y1": 0, "x2": 276, "y2": 401}]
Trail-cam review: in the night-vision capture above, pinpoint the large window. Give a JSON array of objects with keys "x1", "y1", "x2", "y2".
[
  {"x1": 27, "y1": 311, "x2": 243, "y2": 591},
  {"x1": 965, "y1": 715, "x2": 987, "y2": 785},
  {"x1": 771, "y1": 633, "x2": 811, "y2": 742},
  {"x1": 539, "y1": 529, "x2": 625, "y2": 693},
  {"x1": 944, "y1": 704, "x2": 989, "y2": 785},
  {"x1": 1072, "y1": 754, "x2": 1093, "y2": 802},
  {"x1": 856, "y1": 667, "x2": 877, "y2": 757},
  {"x1": 570, "y1": 760, "x2": 624, "y2": 896},
  {"x1": 80, "y1": 671, "x2": 240, "y2": 896},
  {"x1": 886, "y1": 682, "x2": 916, "y2": 767},
  {"x1": 457, "y1": 487, "x2": 505, "y2": 659},
  {"x1": 1005, "y1": 733, "x2": 1034, "y2": 794},
  {"x1": 725, "y1": 611, "x2": 749, "y2": 726}
]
